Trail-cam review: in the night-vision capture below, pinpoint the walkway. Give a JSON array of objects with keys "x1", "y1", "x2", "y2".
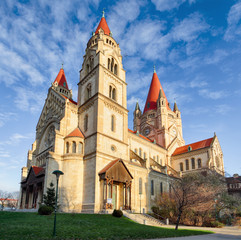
[{"x1": 123, "y1": 212, "x2": 241, "y2": 239}]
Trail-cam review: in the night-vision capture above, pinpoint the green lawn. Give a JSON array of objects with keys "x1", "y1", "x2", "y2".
[{"x1": 0, "y1": 212, "x2": 213, "y2": 240}]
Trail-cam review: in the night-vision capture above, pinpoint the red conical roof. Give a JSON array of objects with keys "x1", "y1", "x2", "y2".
[
  {"x1": 143, "y1": 72, "x2": 171, "y2": 113},
  {"x1": 66, "y1": 128, "x2": 84, "y2": 138},
  {"x1": 95, "y1": 16, "x2": 111, "y2": 36},
  {"x1": 53, "y1": 68, "x2": 69, "y2": 90}
]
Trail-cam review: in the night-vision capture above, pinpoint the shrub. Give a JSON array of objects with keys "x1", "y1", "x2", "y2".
[
  {"x1": 112, "y1": 209, "x2": 123, "y2": 218},
  {"x1": 203, "y1": 220, "x2": 224, "y2": 228},
  {"x1": 38, "y1": 205, "x2": 54, "y2": 215}
]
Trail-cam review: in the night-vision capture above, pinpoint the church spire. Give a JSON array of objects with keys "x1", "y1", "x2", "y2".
[
  {"x1": 95, "y1": 12, "x2": 111, "y2": 36},
  {"x1": 173, "y1": 101, "x2": 179, "y2": 112},
  {"x1": 135, "y1": 101, "x2": 140, "y2": 111},
  {"x1": 53, "y1": 67, "x2": 69, "y2": 90},
  {"x1": 143, "y1": 68, "x2": 171, "y2": 113}
]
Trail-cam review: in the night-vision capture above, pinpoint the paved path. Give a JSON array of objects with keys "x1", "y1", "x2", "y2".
[
  {"x1": 147, "y1": 225, "x2": 241, "y2": 240},
  {"x1": 148, "y1": 233, "x2": 241, "y2": 240}
]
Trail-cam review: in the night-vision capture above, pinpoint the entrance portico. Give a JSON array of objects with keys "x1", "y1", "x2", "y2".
[{"x1": 99, "y1": 159, "x2": 133, "y2": 210}]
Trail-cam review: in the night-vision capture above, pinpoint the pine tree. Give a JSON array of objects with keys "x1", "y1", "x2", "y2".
[{"x1": 43, "y1": 182, "x2": 56, "y2": 208}]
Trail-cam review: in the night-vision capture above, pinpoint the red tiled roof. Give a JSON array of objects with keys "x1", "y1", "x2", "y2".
[
  {"x1": 61, "y1": 94, "x2": 77, "y2": 105},
  {"x1": 143, "y1": 72, "x2": 171, "y2": 113},
  {"x1": 0, "y1": 198, "x2": 18, "y2": 201},
  {"x1": 66, "y1": 128, "x2": 84, "y2": 138},
  {"x1": 99, "y1": 159, "x2": 119, "y2": 175},
  {"x1": 53, "y1": 68, "x2": 69, "y2": 90},
  {"x1": 128, "y1": 129, "x2": 153, "y2": 142},
  {"x1": 172, "y1": 137, "x2": 214, "y2": 156},
  {"x1": 32, "y1": 166, "x2": 45, "y2": 176},
  {"x1": 95, "y1": 16, "x2": 111, "y2": 36}
]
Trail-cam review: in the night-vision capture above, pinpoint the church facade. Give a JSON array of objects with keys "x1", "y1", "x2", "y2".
[{"x1": 19, "y1": 15, "x2": 224, "y2": 213}]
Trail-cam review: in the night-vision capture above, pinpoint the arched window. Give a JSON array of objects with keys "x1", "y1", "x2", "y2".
[
  {"x1": 66, "y1": 142, "x2": 69, "y2": 153},
  {"x1": 114, "y1": 64, "x2": 117, "y2": 75},
  {"x1": 143, "y1": 152, "x2": 146, "y2": 159},
  {"x1": 108, "y1": 58, "x2": 110, "y2": 70},
  {"x1": 90, "y1": 57, "x2": 94, "y2": 70},
  {"x1": 111, "y1": 115, "x2": 115, "y2": 132},
  {"x1": 134, "y1": 148, "x2": 137, "y2": 154},
  {"x1": 185, "y1": 159, "x2": 189, "y2": 171},
  {"x1": 151, "y1": 180, "x2": 154, "y2": 195},
  {"x1": 84, "y1": 115, "x2": 88, "y2": 131},
  {"x1": 112, "y1": 88, "x2": 116, "y2": 100},
  {"x1": 160, "y1": 182, "x2": 163, "y2": 195},
  {"x1": 86, "y1": 84, "x2": 91, "y2": 100},
  {"x1": 191, "y1": 158, "x2": 195, "y2": 169},
  {"x1": 180, "y1": 162, "x2": 183, "y2": 171},
  {"x1": 78, "y1": 142, "x2": 83, "y2": 154},
  {"x1": 198, "y1": 159, "x2": 202, "y2": 168},
  {"x1": 153, "y1": 156, "x2": 155, "y2": 161},
  {"x1": 157, "y1": 156, "x2": 159, "y2": 163},
  {"x1": 139, "y1": 148, "x2": 142, "y2": 157},
  {"x1": 72, "y1": 141, "x2": 76, "y2": 153},
  {"x1": 111, "y1": 58, "x2": 114, "y2": 72},
  {"x1": 139, "y1": 178, "x2": 142, "y2": 194},
  {"x1": 109, "y1": 85, "x2": 112, "y2": 98}
]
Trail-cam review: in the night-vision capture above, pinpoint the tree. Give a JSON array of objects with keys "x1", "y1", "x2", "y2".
[
  {"x1": 43, "y1": 182, "x2": 56, "y2": 209},
  {"x1": 0, "y1": 190, "x2": 12, "y2": 210},
  {"x1": 168, "y1": 171, "x2": 226, "y2": 230}
]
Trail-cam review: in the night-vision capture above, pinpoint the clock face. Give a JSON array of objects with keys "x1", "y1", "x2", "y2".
[{"x1": 145, "y1": 128, "x2": 150, "y2": 135}]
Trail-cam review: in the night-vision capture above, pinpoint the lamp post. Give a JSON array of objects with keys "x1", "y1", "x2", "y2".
[{"x1": 52, "y1": 170, "x2": 64, "y2": 237}]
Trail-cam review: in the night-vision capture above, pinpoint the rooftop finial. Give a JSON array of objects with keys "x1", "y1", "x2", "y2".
[
  {"x1": 153, "y1": 65, "x2": 156, "y2": 73},
  {"x1": 61, "y1": 62, "x2": 64, "y2": 69},
  {"x1": 102, "y1": 8, "x2": 105, "y2": 18}
]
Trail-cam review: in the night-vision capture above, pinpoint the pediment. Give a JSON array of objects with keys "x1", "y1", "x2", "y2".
[{"x1": 99, "y1": 159, "x2": 133, "y2": 182}]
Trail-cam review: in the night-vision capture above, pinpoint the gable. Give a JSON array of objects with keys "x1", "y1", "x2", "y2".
[{"x1": 99, "y1": 159, "x2": 133, "y2": 182}]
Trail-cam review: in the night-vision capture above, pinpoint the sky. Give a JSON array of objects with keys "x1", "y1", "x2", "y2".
[{"x1": 0, "y1": 0, "x2": 241, "y2": 192}]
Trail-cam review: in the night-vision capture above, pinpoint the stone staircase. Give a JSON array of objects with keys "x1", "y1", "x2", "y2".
[{"x1": 123, "y1": 210, "x2": 165, "y2": 227}]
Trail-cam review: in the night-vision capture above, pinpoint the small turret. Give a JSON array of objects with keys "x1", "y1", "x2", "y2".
[
  {"x1": 173, "y1": 101, "x2": 179, "y2": 112},
  {"x1": 134, "y1": 101, "x2": 141, "y2": 118},
  {"x1": 52, "y1": 66, "x2": 73, "y2": 99},
  {"x1": 133, "y1": 101, "x2": 142, "y2": 132}
]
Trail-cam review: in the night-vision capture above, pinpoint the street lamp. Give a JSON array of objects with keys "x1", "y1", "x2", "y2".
[{"x1": 52, "y1": 170, "x2": 64, "y2": 237}]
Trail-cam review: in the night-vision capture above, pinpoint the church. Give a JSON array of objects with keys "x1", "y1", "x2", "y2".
[{"x1": 19, "y1": 14, "x2": 225, "y2": 213}]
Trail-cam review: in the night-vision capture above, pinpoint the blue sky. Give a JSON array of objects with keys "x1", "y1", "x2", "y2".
[{"x1": 0, "y1": 0, "x2": 241, "y2": 192}]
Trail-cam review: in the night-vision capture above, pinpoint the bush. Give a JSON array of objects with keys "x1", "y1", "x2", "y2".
[
  {"x1": 203, "y1": 220, "x2": 224, "y2": 228},
  {"x1": 112, "y1": 209, "x2": 123, "y2": 218},
  {"x1": 38, "y1": 205, "x2": 54, "y2": 215}
]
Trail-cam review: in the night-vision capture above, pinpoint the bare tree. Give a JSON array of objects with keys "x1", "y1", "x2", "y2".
[
  {"x1": 0, "y1": 190, "x2": 12, "y2": 210},
  {"x1": 168, "y1": 171, "x2": 226, "y2": 230}
]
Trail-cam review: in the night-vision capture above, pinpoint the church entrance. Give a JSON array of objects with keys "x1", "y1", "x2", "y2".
[{"x1": 99, "y1": 159, "x2": 133, "y2": 210}]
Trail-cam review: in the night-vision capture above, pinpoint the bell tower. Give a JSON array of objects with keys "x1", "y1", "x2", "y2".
[
  {"x1": 77, "y1": 12, "x2": 128, "y2": 212},
  {"x1": 133, "y1": 67, "x2": 185, "y2": 152}
]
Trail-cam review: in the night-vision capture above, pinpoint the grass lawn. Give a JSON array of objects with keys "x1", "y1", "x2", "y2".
[{"x1": 0, "y1": 212, "x2": 213, "y2": 240}]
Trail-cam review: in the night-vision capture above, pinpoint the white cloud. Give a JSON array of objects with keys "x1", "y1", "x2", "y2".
[
  {"x1": 198, "y1": 89, "x2": 228, "y2": 100},
  {"x1": 151, "y1": 0, "x2": 196, "y2": 12},
  {"x1": 224, "y1": 1, "x2": 241, "y2": 41},
  {"x1": 0, "y1": 133, "x2": 33, "y2": 146},
  {"x1": 120, "y1": 19, "x2": 168, "y2": 60},
  {"x1": 215, "y1": 104, "x2": 232, "y2": 115},
  {"x1": 190, "y1": 76, "x2": 207, "y2": 88},
  {"x1": 171, "y1": 13, "x2": 209, "y2": 42},
  {"x1": 0, "y1": 112, "x2": 16, "y2": 128},
  {"x1": 13, "y1": 87, "x2": 46, "y2": 113},
  {"x1": 107, "y1": 0, "x2": 146, "y2": 38},
  {"x1": 205, "y1": 49, "x2": 228, "y2": 65}
]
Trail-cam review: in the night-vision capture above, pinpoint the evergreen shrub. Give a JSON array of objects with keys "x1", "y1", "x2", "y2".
[
  {"x1": 38, "y1": 205, "x2": 54, "y2": 215},
  {"x1": 112, "y1": 209, "x2": 123, "y2": 218}
]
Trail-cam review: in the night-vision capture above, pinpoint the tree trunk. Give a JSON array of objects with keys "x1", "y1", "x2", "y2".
[{"x1": 175, "y1": 209, "x2": 182, "y2": 230}]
